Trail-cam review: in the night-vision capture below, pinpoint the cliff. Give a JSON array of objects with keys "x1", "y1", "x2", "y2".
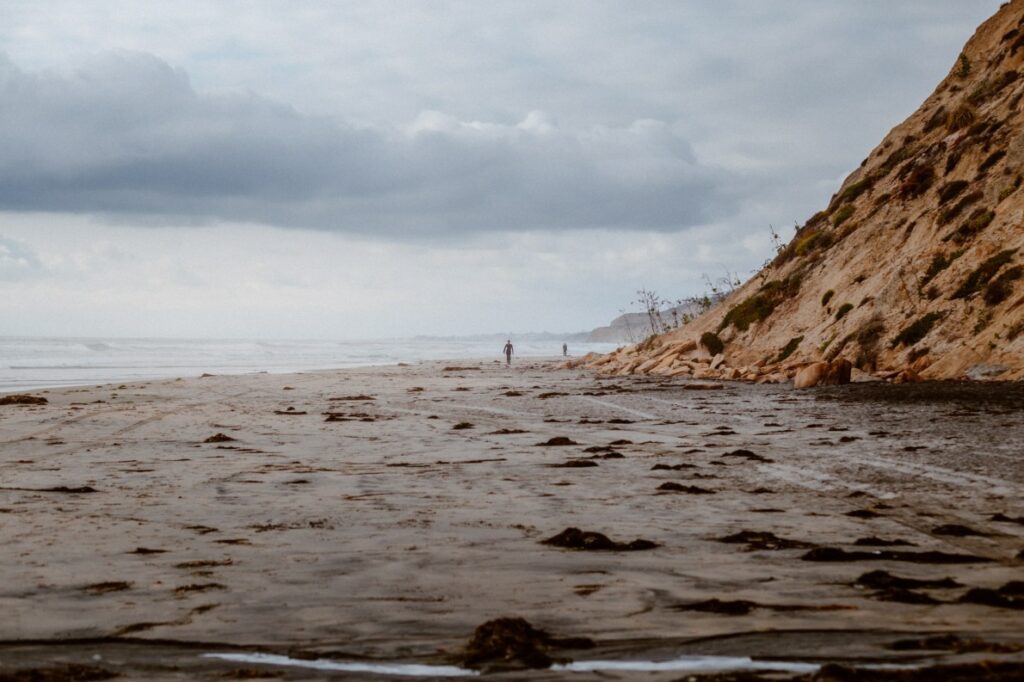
[{"x1": 570, "y1": 2, "x2": 1024, "y2": 383}]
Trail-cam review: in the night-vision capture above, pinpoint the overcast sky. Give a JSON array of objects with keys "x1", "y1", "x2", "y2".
[{"x1": 0, "y1": 1, "x2": 1005, "y2": 339}]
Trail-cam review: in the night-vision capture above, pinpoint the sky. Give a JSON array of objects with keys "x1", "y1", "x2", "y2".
[{"x1": 0, "y1": 0, "x2": 1006, "y2": 339}]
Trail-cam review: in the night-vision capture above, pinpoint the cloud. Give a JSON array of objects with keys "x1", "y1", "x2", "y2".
[
  {"x1": 0, "y1": 51, "x2": 737, "y2": 237},
  {"x1": 0, "y1": 235, "x2": 44, "y2": 281}
]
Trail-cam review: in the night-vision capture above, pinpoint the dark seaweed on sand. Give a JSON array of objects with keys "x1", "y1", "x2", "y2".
[{"x1": 540, "y1": 527, "x2": 658, "y2": 551}]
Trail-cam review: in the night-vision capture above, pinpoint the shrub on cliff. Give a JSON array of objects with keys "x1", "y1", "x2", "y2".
[
  {"x1": 700, "y1": 332, "x2": 724, "y2": 356},
  {"x1": 832, "y1": 205, "x2": 855, "y2": 227},
  {"x1": 920, "y1": 249, "x2": 964, "y2": 290},
  {"x1": 952, "y1": 249, "x2": 1018, "y2": 299},
  {"x1": 719, "y1": 274, "x2": 802, "y2": 332},
  {"x1": 937, "y1": 180, "x2": 969, "y2": 204},
  {"x1": 949, "y1": 208, "x2": 995, "y2": 244},
  {"x1": 892, "y1": 312, "x2": 944, "y2": 348},
  {"x1": 946, "y1": 103, "x2": 977, "y2": 131},
  {"x1": 776, "y1": 336, "x2": 803, "y2": 363},
  {"x1": 983, "y1": 265, "x2": 1023, "y2": 305}
]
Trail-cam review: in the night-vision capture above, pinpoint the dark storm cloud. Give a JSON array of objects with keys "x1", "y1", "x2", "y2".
[{"x1": 0, "y1": 52, "x2": 736, "y2": 235}]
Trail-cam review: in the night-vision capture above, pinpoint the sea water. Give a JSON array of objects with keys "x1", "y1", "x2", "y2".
[{"x1": 0, "y1": 336, "x2": 619, "y2": 393}]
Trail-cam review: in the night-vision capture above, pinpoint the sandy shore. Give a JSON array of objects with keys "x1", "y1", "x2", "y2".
[{"x1": 1, "y1": 360, "x2": 1022, "y2": 679}]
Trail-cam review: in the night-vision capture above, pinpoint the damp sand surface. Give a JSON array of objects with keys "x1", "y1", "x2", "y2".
[{"x1": 1, "y1": 361, "x2": 1022, "y2": 680}]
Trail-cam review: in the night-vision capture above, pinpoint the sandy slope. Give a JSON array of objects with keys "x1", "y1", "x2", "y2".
[{"x1": 0, "y1": 361, "x2": 1022, "y2": 679}]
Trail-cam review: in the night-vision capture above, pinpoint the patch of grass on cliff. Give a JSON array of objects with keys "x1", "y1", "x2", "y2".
[
  {"x1": 937, "y1": 180, "x2": 969, "y2": 204},
  {"x1": 946, "y1": 103, "x2": 977, "y2": 132},
  {"x1": 719, "y1": 274, "x2": 802, "y2": 333},
  {"x1": 793, "y1": 229, "x2": 834, "y2": 258},
  {"x1": 966, "y1": 70, "x2": 1019, "y2": 106},
  {"x1": 925, "y1": 106, "x2": 948, "y2": 133},
  {"x1": 891, "y1": 312, "x2": 944, "y2": 348},
  {"x1": 956, "y1": 53, "x2": 971, "y2": 79},
  {"x1": 999, "y1": 175, "x2": 1023, "y2": 201},
  {"x1": 699, "y1": 331, "x2": 724, "y2": 356},
  {"x1": 837, "y1": 178, "x2": 873, "y2": 204},
  {"x1": 832, "y1": 205, "x2": 855, "y2": 227},
  {"x1": 834, "y1": 303, "x2": 854, "y2": 321},
  {"x1": 775, "y1": 336, "x2": 803, "y2": 363},
  {"x1": 978, "y1": 150, "x2": 1007, "y2": 174},
  {"x1": 983, "y1": 265, "x2": 1023, "y2": 305},
  {"x1": 948, "y1": 208, "x2": 995, "y2": 244},
  {"x1": 951, "y1": 249, "x2": 1018, "y2": 299},
  {"x1": 920, "y1": 249, "x2": 964, "y2": 290},
  {"x1": 879, "y1": 142, "x2": 921, "y2": 177},
  {"x1": 939, "y1": 191, "x2": 983, "y2": 225},
  {"x1": 898, "y1": 164, "x2": 936, "y2": 199},
  {"x1": 719, "y1": 295, "x2": 777, "y2": 333},
  {"x1": 821, "y1": 290, "x2": 834, "y2": 306}
]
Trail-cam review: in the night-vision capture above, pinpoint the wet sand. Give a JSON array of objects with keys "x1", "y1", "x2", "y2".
[{"x1": 1, "y1": 360, "x2": 1022, "y2": 680}]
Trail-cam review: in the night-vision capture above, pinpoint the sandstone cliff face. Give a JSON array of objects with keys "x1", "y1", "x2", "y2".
[{"x1": 576, "y1": 1, "x2": 1024, "y2": 383}]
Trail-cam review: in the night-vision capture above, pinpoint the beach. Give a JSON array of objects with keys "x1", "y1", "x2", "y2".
[{"x1": 1, "y1": 360, "x2": 1022, "y2": 680}]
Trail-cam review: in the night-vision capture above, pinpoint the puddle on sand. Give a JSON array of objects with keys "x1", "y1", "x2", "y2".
[
  {"x1": 203, "y1": 652, "x2": 826, "y2": 676},
  {"x1": 202, "y1": 653, "x2": 478, "y2": 677},
  {"x1": 553, "y1": 656, "x2": 820, "y2": 673}
]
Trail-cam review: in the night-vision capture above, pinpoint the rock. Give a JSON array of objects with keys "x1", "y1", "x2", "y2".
[
  {"x1": 851, "y1": 367, "x2": 881, "y2": 383},
  {"x1": 824, "y1": 358, "x2": 852, "y2": 385},
  {"x1": 710, "y1": 353, "x2": 726, "y2": 369},
  {"x1": 893, "y1": 368, "x2": 923, "y2": 384},
  {"x1": 634, "y1": 356, "x2": 662, "y2": 374},
  {"x1": 726, "y1": 368, "x2": 742, "y2": 380},
  {"x1": 965, "y1": 363, "x2": 1010, "y2": 380},
  {"x1": 794, "y1": 362, "x2": 828, "y2": 389},
  {"x1": 910, "y1": 355, "x2": 931, "y2": 373},
  {"x1": 794, "y1": 359, "x2": 851, "y2": 388}
]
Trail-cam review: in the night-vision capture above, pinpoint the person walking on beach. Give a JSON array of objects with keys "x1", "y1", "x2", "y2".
[
  {"x1": 562, "y1": 343, "x2": 568, "y2": 357},
  {"x1": 503, "y1": 339, "x2": 514, "y2": 365}
]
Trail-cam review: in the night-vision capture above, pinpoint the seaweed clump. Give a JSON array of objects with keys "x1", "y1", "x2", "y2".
[{"x1": 461, "y1": 617, "x2": 594, "y2": 670}]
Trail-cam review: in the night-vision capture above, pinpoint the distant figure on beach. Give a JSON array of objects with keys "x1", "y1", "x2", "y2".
[
  {"x1": 503, "y1": 339, "x2": 514, "y2": 365},
  {"x1": 562, "y1": 343, "x2": 568, "y2": 356}
]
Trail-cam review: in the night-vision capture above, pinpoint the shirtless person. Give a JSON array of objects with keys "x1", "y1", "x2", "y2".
[{"x1": 503, "y1": 339, "x2": 514, "y2": 365}]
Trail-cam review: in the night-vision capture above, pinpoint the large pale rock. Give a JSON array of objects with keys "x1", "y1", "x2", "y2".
[
  {"x1": 793, "y1": 362, "x2": 828, "y2": 389},
  {"x1": 893, "y1": 368, "x2": 923, "y2": 384},
  {"x1": 635, "y1": 357, "x2": 662, "y2": 374},
  {"x1": 794, "y1": 359, "x2": 852, "y2": 388},
  {"x1": 910, "y1": 356, "x2": 931, "y2": 374},
  {"x1": 710, "y1": 353, "x2": 725, "y2": 370}
]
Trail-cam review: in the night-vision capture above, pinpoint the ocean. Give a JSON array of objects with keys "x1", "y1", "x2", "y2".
[{"x1": 0, "y1": 337, "x2": 619, "y2": 393}]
